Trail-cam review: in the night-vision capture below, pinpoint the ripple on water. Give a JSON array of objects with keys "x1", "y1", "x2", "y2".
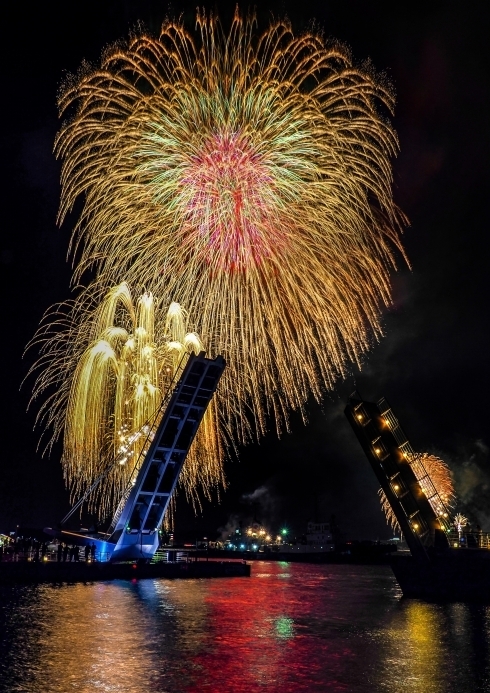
[{"x1": 1, "y1": 563, "x2": 489, "y2": 693}]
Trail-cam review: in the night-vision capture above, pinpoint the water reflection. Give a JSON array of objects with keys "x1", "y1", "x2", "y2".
[{"x1": 1, "y1": 563, "x2": 489, "y2": 692}]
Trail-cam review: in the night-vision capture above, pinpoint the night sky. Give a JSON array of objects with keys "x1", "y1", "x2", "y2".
[{"x1": 1, "y1": 1, "x2": 488, "y2": 542}]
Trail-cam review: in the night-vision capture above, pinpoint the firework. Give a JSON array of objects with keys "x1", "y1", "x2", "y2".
[
  {"x1": 54, "y1": 9, "x2": 406, "y2": 441},
  {"x1": 29, "y1": 283, "x2": 224, "y2": 518},
  {"x1": 454, "y1": 513, "x2": 468, "y2": 536},
  {"x1": 379, "y1": 453, "x2": 455, "y2": 531}
]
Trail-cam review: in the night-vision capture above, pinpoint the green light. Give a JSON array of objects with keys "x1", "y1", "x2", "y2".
[
  {"x1": 281, "y1": 528, "x2": 288, "y2": 535},
  {"x1": 275, "y1": 617, "x2": 294, "y2": 639}
]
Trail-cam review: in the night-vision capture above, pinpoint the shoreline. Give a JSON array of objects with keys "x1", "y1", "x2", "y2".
[{"x1": 0, "y1": 558, "x2": 250, "y2": 585}]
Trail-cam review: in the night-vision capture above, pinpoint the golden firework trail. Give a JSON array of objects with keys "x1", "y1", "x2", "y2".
[
  {"x1": 379, "y1": 453, "x2": 455, "y2": 531},
  {"x1": 30, "y1": 9, "x2": 408, "y2": 515},
  {"x1": 29, "y1": 283, "x2": 224, "y2": 518}
]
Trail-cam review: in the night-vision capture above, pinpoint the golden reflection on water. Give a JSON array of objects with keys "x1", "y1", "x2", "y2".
[
  {"x1": 400, "y1": 601, "x2": 447, "y2": 693},
  {"x1": 5, "y1": 580, "x2": 211, "y2": 693},
  {"x1": 379, "y1": 599, "x2": 490, "y2": 693}
]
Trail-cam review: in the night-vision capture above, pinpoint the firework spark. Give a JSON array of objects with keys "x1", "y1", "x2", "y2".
[
  {"x1": 454, "y1": 513, "x2": 468, "y2": 536},
  {"x1": 53, "y1": 9, "x2": 406, "y2": 443},
  {"x1": 29, "y1": 283, "x2": 224, "y2": 518},
  {"x1": 379, "y1": 453, "x2": 455, "y2": 531}
]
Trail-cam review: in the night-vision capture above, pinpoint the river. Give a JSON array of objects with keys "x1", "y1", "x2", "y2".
[{"x1": 1, "y1": 562, "x2": 488, "y2": 692}]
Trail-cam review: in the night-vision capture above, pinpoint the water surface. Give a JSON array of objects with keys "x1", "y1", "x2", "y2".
[{"x1": 1, "y1": 562, "x2": 488, "y2": 692}]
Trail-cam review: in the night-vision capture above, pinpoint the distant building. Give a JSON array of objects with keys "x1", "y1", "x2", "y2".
[{"x1": 306, "y1": 522, "x2": 334, "y2": 547}]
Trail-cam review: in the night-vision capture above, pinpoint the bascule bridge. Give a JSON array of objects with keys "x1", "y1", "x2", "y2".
[
  {"x1": 52, "y1": 352, "x2": 225, "y2": 562},
  {"x1": 344, "y1": 392, "x2": 452, "y2": 562}
]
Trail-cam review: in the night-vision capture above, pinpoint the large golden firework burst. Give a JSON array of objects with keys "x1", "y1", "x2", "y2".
[
  {"x1": 29, "y1": 9, "x2": 410, "y2": 518},
  {"x1": 55, "y1": 8, "x2": 407, "y2": 442}
]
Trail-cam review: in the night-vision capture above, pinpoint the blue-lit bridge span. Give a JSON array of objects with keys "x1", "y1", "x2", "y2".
[{"x1": 45, "y1": 351, "x2": 225, "y2": 562}]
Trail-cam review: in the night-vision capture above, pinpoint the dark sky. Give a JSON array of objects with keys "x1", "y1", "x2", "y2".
[{"x1": 1, "y1": 1, "x2": 488, "y2": 541}]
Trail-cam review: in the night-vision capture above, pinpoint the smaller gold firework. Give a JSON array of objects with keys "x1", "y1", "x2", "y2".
[
  {"x1": 28, "y1": 283, "x2": 224, "y2": 520},
  {"x1": 379, "y1": 453, "x2": 455, "y2": 531}
]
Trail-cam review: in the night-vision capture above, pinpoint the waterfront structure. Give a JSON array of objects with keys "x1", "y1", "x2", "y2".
[
  {"x1": 345, "y1": 393, "x2": 451, "y2": 560},
  {"x1": 345, "y1": 392, "x2": 490, "y2": 600},
  {"x1": 306, "y1": 521, "x2": 334, "y2": 547},
  {"x1": 47, "y1": 352, "x2": 225, "y2": 562}
]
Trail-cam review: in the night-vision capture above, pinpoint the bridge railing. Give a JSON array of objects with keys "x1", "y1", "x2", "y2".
[
  {"x1": 151, "y1": 549, "x2": 189, "y2": 563},
  {"x1": 2, "y1": 547, "x2": 194, "y2": 564},
  {"x1": 1, "y1": 548, "x2": 115, "y2": 563},
  {"x1": 446, "y1": 530, "x2": 490, "y2": 549}
]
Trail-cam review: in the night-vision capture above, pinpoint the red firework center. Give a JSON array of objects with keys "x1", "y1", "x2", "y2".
[{"x1": 179, "y1": 131, "x2": 289, "y2": 272}]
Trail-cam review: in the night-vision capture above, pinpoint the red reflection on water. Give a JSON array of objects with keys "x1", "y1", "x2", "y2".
[{"x1": 184, "y1": 562, "x2": 351, "y2": 692}]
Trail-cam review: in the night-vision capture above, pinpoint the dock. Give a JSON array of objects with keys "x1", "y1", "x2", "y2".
[{"x1": 0, "y1": 558, "x2": 250, "y2": 585}]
